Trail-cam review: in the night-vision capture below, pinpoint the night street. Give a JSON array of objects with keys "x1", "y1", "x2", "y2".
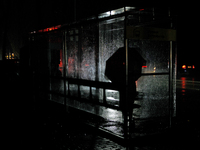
[
  {"x1": 2, "y1": 75, "x2": 200, "y2": 150},
  {"x1": 1, "y1": 2, "x2": 200, "y2": 150},
  {"x1": 176, "y1": 77, "x2": 200, "y2": 91},
  {"x1": 176, "y1": 77, "x2": 200, "y2": 123}
]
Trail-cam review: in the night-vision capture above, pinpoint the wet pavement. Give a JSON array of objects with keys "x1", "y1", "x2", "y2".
[
  {"x1": 4, "y1": 100, "x2": 126, "y2": 150},
  {"x1": 4, "y1": 98, "x2": 199, "y2": 150},
  {"x1": 3, "y1": 76, "x2": 200, "y2": 150}
]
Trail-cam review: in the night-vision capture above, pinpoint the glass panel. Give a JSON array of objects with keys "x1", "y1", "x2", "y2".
[
  {"x1": 135, "y1": 75, "x2": 169, "y2": 118},
  {"x1": 106, "y1": 89, "x2": 120, "y2": 106},
  {"x1": 50, "y1": 78, "x2": 64, "y2": 94},
  {"x1": 80, "y1": 85, "x2": 90, "y2": 99},
  {"x1": 50, "y1": 49, "x2": 63, "y2": 76},
  {"x1": 80, "y1": 24, "x2": 97, "y2": 80},
  {"x1": 91, "y1": 87, "x2": 100, "y2": 100},
  {"x1": 65, "y1": 97, "x2": 102, "y2": 115},
  {"x1": 48, "y1": 33, "x2": 63, "y2": 77},
  {"x1": 125, "y1": 7, "x2": 136, "y2": 11},
  {"x1": 129, "y1": 40, "x2": 169, "y2": 73},
  {"x1": 66, "y1": 29, "x2": 79, "y2": 78},
  {"x1": 99, "y1": 17, "x2": 125, "y2": 82},
  {"x1": 50, "y1": 94, "x2": 65, "y2": 104},
  {"x1": 98, "y1": 11, "x2": 111, "y2": 18},
  {"x1": 87, "y1": 16, "x2": 96, "y2": 20},
  {"x1": 96, "y1": 88, "x2": 104, "y2": 103},
  {"x1": 65, "y1": 81, "x2": 69, "y2": 95},
  {"x1": 111, "y1": 7, "x2": 124, "y2": 15},
  {"x1": 69, "y1": 84, "x2": 78, "y2": 97},
  {"x1": 49, "y1": 78, "x2": 64, "y2": 104},
  {"x1": 69, "y1": 30, "x2": 74, "y2": 35}
]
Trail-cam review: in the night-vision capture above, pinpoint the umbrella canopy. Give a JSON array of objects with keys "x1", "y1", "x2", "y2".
[{"x1": 105, "y1": 47, "x2": 146, "y2": 83}]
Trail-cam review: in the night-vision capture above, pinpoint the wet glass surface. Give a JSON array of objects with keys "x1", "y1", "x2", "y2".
[
  {"x1": 35, "y1": 10, "x2": 177, "y2": 137},
  {"x1": 48, "y1": 33, "x2": 63, "y2": 77},
  {"x1": 105, "y1": 89, "x2": 119, "y2": 106},
  {"x1": 66, "y1": 30, "x2": 79, "y2": 78},
  {"x1": 99, "y1": 17, "x2": 125, "y2": 82},
  {"x1": 129, "y1": 40, "x2": 170, "y2": 74},
  {"x1": 50, "y1": 78, "x2": 64, "y2": 94},
  {"x1": 23, "y1": 7, "x2": 200, "y2": 149},
  {"x1": 80, "y1": 24, "x2": 97, "y2": 81},
  {"x1": 80, "y1": 85, "x2": 90, "y2": 99},
  {"x1": 69, "y1": 84, "x2": 78, "y2": 97}
]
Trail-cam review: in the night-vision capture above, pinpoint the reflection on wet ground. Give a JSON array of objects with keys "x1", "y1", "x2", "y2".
[
  {"x1": 37, "y1": 87, "x2": 200, "y2": 150},
  {"x1": 51, "y1": 75, "x2": 171, "y2": 136},
  {"x1": 48, "y1": 76, "x2": 200, "y2": 138},
  {"x1": 176, "y1": 77, "x2": 200, "y2": 121},
  {"x1": 177, "y1": 77, "x2": 200, "y2": 91},
  {"x1": 5, "y1": 76, "x2": 200, "y2": 150}
]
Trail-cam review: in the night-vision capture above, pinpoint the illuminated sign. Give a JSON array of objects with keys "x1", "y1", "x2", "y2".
[{"x1": 126, "y1": 26, "x2": 176, "y2": 41}]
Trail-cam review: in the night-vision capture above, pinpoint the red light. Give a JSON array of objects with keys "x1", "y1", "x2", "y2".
[
  {"x1": 142, "y1": 66, "x2": 147, "y2": 68},
  {"x1": 48, "y1": 27, "x2": 54, "y2": 31},
  {"x1": 182, "y1": 65, "x2": 186, "y2": 69},
  {"x1": 139, "y1": 9, "x2": 144, "y2": 11},
  {"x1": 192, "y1": 65, "x2": 195, "y2": 69},
  {"x1": 54, "y1": 25, "x2": 61, "y2": 30},
  {"x1": 59, "y1": 50, "x2": 63, "y2": 67},
  {"x1": 43, "y1": 28, "x2": 48, "y2": 32},
  {"x1": 35, "y1": 25, "x2": 61, "y2": 33}
]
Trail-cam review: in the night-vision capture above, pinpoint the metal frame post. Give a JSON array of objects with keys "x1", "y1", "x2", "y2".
[
  {"x1": 169, "y1": 40, "x2": 173, "y2": 127},
  {"x1": 169, "y1": 7, "x2": 174, "y2": 128},
  {"x1": 63, "y1": 30, "x2": 67, "y2": 112},
  {"x1": 124, "y1": 9, "x2": 131, "y2": 148}
]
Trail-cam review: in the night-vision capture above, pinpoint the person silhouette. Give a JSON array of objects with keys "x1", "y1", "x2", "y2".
[{"x1": 105, "y1": 47, "x2": 146, "y2": 135}]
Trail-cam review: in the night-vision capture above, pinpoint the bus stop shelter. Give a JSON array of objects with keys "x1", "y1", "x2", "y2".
[{"x1": 27, "y1": 6, "x2": 177, "y2": 145}]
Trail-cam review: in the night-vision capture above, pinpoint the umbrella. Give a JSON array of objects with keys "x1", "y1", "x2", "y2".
[{"x1": 105, "y1": 47, "x2": 146, "y2": 83}]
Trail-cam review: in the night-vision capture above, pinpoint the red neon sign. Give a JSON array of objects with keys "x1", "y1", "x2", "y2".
[{"x1": 31, "y1": 25, "x2": 61, "y2": 34}]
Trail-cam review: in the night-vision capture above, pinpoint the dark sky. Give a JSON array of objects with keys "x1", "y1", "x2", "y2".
[
  {"x1": 177, "y1": 7, "x2": 199, "y2": 64},
  {"x1": 1, "y1": 0, "x2": 181, "y2": 30},
  {"x1": 1, "y1": 0, "x2": 198, "y2": 65}
]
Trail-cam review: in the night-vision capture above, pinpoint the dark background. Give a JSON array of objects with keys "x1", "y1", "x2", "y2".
[{"x1": 0, "y1": 0, "x2": 199, "y2": 69}]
